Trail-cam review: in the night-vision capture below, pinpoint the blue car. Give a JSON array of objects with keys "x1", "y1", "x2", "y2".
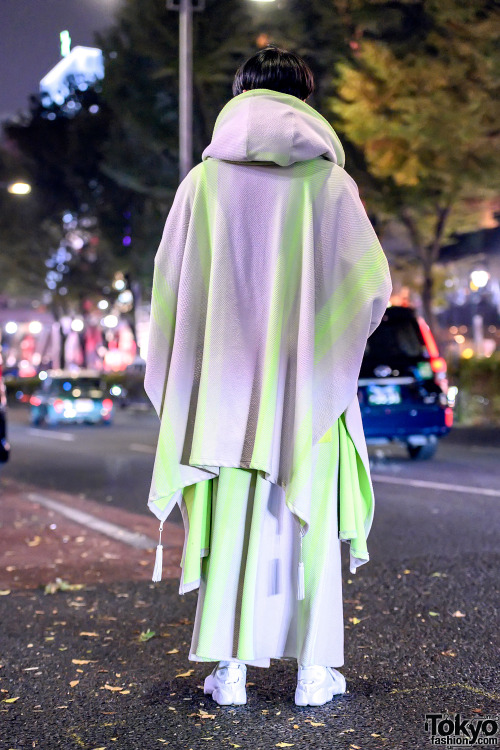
[
  {"x1": 30, "y1": 370, "x2": 113, "y2": 427},
  {"x1": 358, "y1": 306, "x2": 453, "y2": 460}
]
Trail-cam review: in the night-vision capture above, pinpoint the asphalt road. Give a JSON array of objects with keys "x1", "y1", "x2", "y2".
[
  {"x1": 3, "y1": 404, "x2": 500, "y2": 548},
  {"x1": 2, "y1": 406, "x2": 499, "y2": 748},
  {"x1": 2, "y1": 404, "x2": 170, "y2": 519}
]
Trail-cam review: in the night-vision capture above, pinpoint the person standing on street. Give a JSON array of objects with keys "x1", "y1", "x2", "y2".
[{"x1": 144, "y1": 45, "x2": 392, "y2": 707}]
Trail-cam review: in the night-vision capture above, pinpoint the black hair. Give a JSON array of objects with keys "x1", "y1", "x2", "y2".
[{"x1": 232, "y1": 46, "x2": 315, "y2": 100}]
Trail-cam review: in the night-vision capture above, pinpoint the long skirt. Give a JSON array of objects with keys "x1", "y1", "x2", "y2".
[{"x1": 183, "y1": 430, "x2": 345, "y2": 669}]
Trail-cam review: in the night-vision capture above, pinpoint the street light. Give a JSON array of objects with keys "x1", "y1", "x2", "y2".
[
  {"x1": 167, "y1": 0, "x2": 275, "y2": 180},
  {"x1": 5, "y1": 181, "x2": 31, "y2": 195},
  {"x1": 470, "y1": 269, "x2": 490, "y2": 289}
]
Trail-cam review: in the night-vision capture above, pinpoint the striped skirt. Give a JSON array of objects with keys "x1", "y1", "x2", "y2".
[{"x1": 178, "y1": 419, "x2": 367, "y2": 668}]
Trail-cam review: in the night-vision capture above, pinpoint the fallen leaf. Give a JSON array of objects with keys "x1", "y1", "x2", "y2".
[
  {"x1": 79, "y1": 632, "x2": 99, "y2": 637},
  {"x1": 72, "y1": 659, "x2": 97, "y2": 665},
  {"x1": 166, "y1": 648, "x2": 179, "y2": 654},
  {"x1": 430, "y1": 572, "x2": 447, "y2": 578},
  {"x1": 452, "y1": 610, "x2": 466, "y2": 618},
  {"x1": 0, "y1": 590, "x2": 11, "y2": 596},
  {"x1": 69, "y1": 680, "x2": 79, "y2": 687},
  {"x1": 175, "y1": 669, "x2": 194, "y2": 678},
  {"x1": 44, "y1": 578, "x2": 85, "y2": 594},
  {"x1": 349, "y1": 617, "x2": 361, "y2": 625},
  {"x1": 120, "y1": 690, "x2": 131, "y2": 694},
  {"x1": 27, "y1": 535, "x2": 42, "y2": 547},
  {"x1": 139, "y1": 629, "x2": 156, "y2": 642},
  {"x1": 304, "y1": 720, "x2": 325, "y2": 726},
  {"x1": 198, "y1": 710, "x2": 215, "y2": 719},
  {"x1": 276, "y1": 744, "x2": 295, "y2": 748},
  {"x1": 403, "y1": 569, "x2": 411, "y2": 574},
  {"x1": 2, "y1": 696, "x2": 20, "y2": 703},
  {"x1": 102, "y1": 684, "x2": 124, "y2": 691},
  {"x1": 441, "y1": 650, "x2": 456, "y2": 657},
  {"x1": 428, "y1": 611, "x2": 440, "y2": 617}
]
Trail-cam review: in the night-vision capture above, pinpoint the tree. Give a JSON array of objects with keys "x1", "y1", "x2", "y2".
[{"x1": 328, "y1": 0, "x2": 500, "y2": 333}]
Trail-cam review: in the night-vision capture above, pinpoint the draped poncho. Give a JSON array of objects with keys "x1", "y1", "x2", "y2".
[{"x1": 144, "y1": 88, "x2": 392, "y2": 584}]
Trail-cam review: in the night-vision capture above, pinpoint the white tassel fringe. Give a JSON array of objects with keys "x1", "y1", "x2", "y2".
[
  {"x1": 297, "y1": 523, "x2": 305, "y2": 600},
  {"x1": 297, "y1": 561, "x2": 305, "y2": 600},
  {"x1": 152, "y1": 521, "x2": 164, "y2": 582}
]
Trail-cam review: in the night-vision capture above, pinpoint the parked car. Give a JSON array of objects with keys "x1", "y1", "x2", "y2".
[
  {"x1": 0, "y1": 346, "x2": 10, "y2": 463},
  {"x1": 29, "y1": 370, "x2": 114, "y2": 427},
  {"x1": 358, "y1": 305, "x2": 453, "y2": 460}
]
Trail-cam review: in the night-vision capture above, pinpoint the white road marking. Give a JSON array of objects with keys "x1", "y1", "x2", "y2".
[
  {"x1": 26, "y1": 492, "x2": 158, "y2": 549},
  {"x1": 28, "y1": 428, "x2": 75, "y2": 441},
  {"x1": 470, "y1": 445, "x2": 500, "y2": 454},
  {"x1": 371, "y1": 474, "x2": 500, "y2": 498},
  {"x1": 129, "y1": 443, "x2": 156, "y2": 454}
]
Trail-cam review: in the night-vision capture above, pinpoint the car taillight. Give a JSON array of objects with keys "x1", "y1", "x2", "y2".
[
  {"x1": 30, "y1": 396, "x2": 42, "y2": 406},
  {"x1": 102, "y1": 398, "x2": 113, "y2": 411},
  {"x1": 430, "y1": 356, "x2": 447, "y2": 373},
  {"x1": 53, "y1": 399, "x2": 64, "y2": 413},
  {"x1": 417, "y1": 316, "x2": 448, "y2": 389},
  {"x1": 417, "y1": 316, "x2": 440, "y2": 357}
]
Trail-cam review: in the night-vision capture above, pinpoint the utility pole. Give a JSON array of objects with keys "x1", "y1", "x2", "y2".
[{"x1": 166, "y1": 0, "x2": 205, "y2": 182}]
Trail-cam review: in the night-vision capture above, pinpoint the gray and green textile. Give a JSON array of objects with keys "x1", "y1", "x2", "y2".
[
  {"x1": 188, "y1": 426, "x2": 347, "y2": 668},
  {"x1": 144, "y1": 88, "x2": 393, "y2": 584}
]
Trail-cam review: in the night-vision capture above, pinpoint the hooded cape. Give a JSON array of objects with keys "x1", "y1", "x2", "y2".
[{"x1": 144, "y1": 89, "x2": 392, "y2": 578}]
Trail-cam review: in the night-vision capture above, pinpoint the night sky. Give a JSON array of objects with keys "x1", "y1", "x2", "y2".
[{"x1": 0, "y1": 0, "x2": 122, "y2": 120}]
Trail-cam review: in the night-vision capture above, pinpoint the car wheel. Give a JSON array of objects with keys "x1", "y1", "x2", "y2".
[
  {"x1": 31, "y1": 407, "x2": 47, "y2": 427},
  {"x1": 407, "y1": 440, "x2": 438, "y2": 460}
]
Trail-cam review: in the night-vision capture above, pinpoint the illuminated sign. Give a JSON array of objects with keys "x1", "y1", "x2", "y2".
[
  {"x1": 60, "y1": 30, "x2": 72, "y2": 57},
  {"x1": 40, "y1": 46, "x2": 104, "y2": 106}
]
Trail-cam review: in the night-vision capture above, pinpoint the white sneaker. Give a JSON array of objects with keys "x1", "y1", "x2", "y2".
[
  {"x1": 295, "y1": 664, "x2": 346, "y2": 706},
  {"x1": 203, "y1": 660, "x2": 247, "y2": 705}
]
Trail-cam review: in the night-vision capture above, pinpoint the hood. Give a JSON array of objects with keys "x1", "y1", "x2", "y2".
[{"x1": 202, "y1": 88, "x2": 345, "y2": 168}]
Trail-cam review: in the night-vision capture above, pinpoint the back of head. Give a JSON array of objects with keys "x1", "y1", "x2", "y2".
[{"x1": 232, "y1": 46, "x2": 315, "y2": 101}]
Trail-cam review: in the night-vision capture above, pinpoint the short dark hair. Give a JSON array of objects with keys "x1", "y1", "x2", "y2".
[{"x1": 232, "y1": 46, "x2": 315, "y2": 100}]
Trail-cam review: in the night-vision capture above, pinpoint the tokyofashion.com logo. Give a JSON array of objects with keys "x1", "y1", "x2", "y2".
[{"x1": 425, "y1": 713, "x2": 499, "y2": 745}]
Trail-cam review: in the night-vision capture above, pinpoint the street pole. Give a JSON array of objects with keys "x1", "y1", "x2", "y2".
[
  {"x1": 179, "y1": 0, "x2": 193, "y2": 181},
  {"x1": 167, "y1": 0, "x2": 205, "y2": 182}
]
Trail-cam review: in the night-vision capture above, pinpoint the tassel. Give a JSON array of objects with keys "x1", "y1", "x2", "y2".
[
  {"x1": 297, "y1": 523, "x2": 305, "y2": 600},
  {"x1": 152, "y1": 521, "x2": 164, "y2": 582}
]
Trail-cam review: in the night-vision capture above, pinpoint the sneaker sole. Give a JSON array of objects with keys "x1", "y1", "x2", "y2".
[
  {"x1": 295, "y1": 672, "x2": 346, "y2": 706},
  {"x1": 204, "y1": 675, "x2": 247, "y2": 705}
]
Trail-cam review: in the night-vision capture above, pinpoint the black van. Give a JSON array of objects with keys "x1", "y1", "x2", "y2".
[
  {"x1": 0, "y1": 345, "x2": 10, "y2": 464},
  {"x1": 358, "y1": 306, "x2": 453, "y2": 460}
]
